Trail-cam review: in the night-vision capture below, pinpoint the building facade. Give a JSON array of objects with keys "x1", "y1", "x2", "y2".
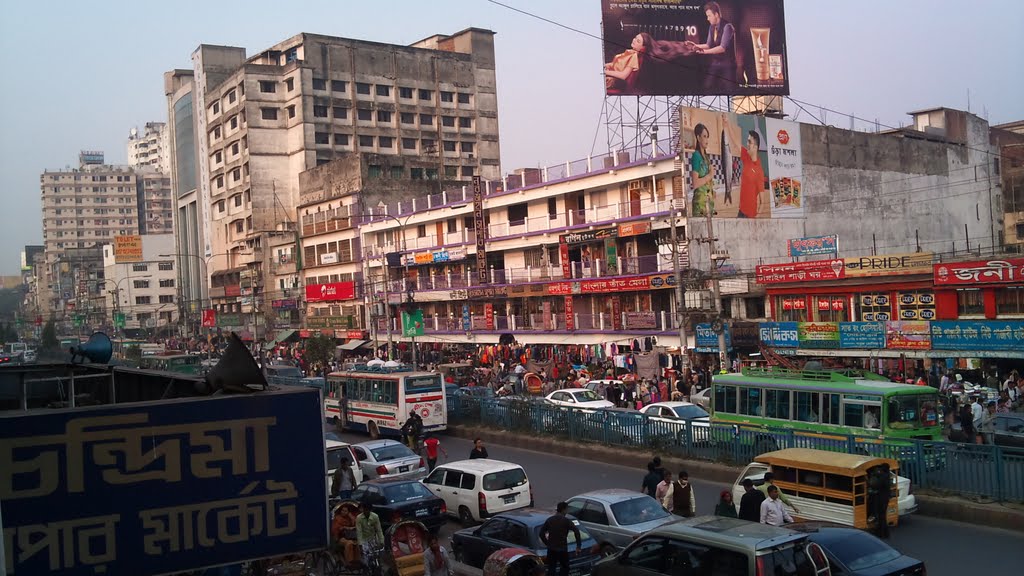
[
  {"x1": 137, "y1": 171, "x2": 173, "y2": 234},
  {"x1": 101, "y1": 234, "x2": 178, "y2": 333},
  {"x1": 127, "y1": 122, "x2": 171, "y2": 173}
]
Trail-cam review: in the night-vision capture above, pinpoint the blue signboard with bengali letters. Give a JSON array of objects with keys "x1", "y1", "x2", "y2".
[
  {"x1": 930, "y1": 320, "x2": 1024, "y2": 351},
  {"x1": 695, "y1": 323, "x2": 733, "y2": 352},
  {"x1": 759, "y1": 322, "x2": 799, "y2": 348},
  {"x1": 839, "y1": 322, "x2": 886, "y2": 349},
  {"x1": 787, "y1": 234, "x2": 839, "y2": 258},
  {"x1": 0, "y1": 387, "x2": 328, "y2": 576}
]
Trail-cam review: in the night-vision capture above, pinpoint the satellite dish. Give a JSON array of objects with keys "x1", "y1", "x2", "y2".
[
  {"x1": 70, "y1": 332, "x2": 113, "y2": 364},
  {"x1": 130, "y1": 127, "x2": 138, "y2": 137}
]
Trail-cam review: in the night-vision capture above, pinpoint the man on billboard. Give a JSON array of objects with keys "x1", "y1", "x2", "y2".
[
  {"x1": 686, "y1": 2, "x2": 737, "y2": 93},
  {"x1": 738, "y1": 130, "x2": 766, "y2": 218}
]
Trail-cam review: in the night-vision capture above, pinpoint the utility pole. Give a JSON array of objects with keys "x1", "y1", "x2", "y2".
[
  {"x1": 699, "y1": 199, "x2": 730, "y2": 372},
  {"x1": 668, "y1": 200, "x2": 691, "y2": 372}
]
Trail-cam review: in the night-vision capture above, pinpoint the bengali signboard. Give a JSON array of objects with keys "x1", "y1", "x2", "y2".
[
  {"x1": 839, "y1": 322, "x2": 886, "y2": 349},
  {"x1": 624, "y1": 312, "x2": 658, "y2": 330},
  {"x1": 564, "y1": 296, "x2": 575, "y2": 331},
  {"x1": 483, "y1": 303, "x2": 495, "y2": 331},
  {"x1": 844, "y1": 252, "x2": 933, "y2": 278},
  {"x1": 560, "y1": 242, "x2": 571, "y2": 279},
  {"x1": 560, "y1": 227, "x2": 617, "y2": 245},
  {"x1": 601, "y1": 0, "x2": 790, "y2": 96},
  {"x1": 933, "y1": 258, "x2": 1024, "y2": 286},
  {"x1": 216, "y1": 314, "x2": 242, "y2": 327},
  {"x1": 788, "y1": 234, "x2": 838, "y2": 258},
  {"x1": 885, "y1": 321, "x2": 931, "y2": 350},
  {"x1": 113, "y1": 234, "x2": 144, "y2": 263},
  {"x1": 755, "y1": 259, "x2": 845, "y2": 284},
  {"x1": 618, "y1": 221, "x2": 651, "y2": 237},
  {"x1": 930, "y1": 321, "x2": 1024, "y2": 351},
  {"x1": 272, "y1": 299, "x2": 297, "y2": 310},
  {"x1": 305, "y1": 281, "x2": 355, "y2": 303},
  {"x1": 580, "y1": 276, "x2": 651, "y2": 294},
  {"x1": 759, "y1": 321, "x2": 799, "y2": 348},
  {"x1": 797, "y1": 322, "x2": 840, "y2": 349},
  {"x1": 201, "y1": 309, "x2": 216, "y2": 328},
  {"x1": 695, "y1": 323, "x2": 733, "y2": 353},
  {"x1": 0, "y1": 388, "x2": 327, "y2": 576},
  {"x1": 472, "y1": 176, "x2": 489, "y2": 284}
]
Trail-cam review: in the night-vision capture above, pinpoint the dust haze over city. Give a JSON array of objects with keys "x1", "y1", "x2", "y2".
[{"x1": 0, "y1": 0, "x2": 1021, "y2": 273}]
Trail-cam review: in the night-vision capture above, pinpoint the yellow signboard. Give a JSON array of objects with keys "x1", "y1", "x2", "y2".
[
  {"x1": 844, "y1": 252, "x2": 933, "y2": 278},
  {"x1": 113, "y1": 235, "x2": 143, "y2": 263}
]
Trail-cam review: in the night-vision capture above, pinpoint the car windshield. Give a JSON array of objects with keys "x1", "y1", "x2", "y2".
[
  {"x1": 888, "y1": 394, "x2": 939, "y2": 429},
  {"x1": 370, "y1": 443, "x2": 415, "y2": 461},
  {"x1": 819, "y1": 531, "x2": 901, "y2": 570},
  {"x1": 482, "y1": 468, "x2": 528, "y2": 491},
  {"x1": 672, "y1": 405, "x2": 710, "y2": 419},
  {"x1": 533, "y1": 523, "x2": 591, "y2": 547},
  {"x1": 609, "y1": 496, "x2": 670, "y2": 526},
  {"x1": 573, "y1": 390, "x2": 603, "y2": 402},
  {"x1": 382, "y1": 482, "x2": 434, "y2": 503}
]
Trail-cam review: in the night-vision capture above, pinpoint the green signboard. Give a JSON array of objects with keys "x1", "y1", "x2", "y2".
[
  {"x1": 306, "y1": 315, "x2": 356, "y2": 329},
  {"x1": 796, "y1": 322, "x2": 840, "y2": 349},
  {"x1": 402, "y1": 310, "x2": 425, "y2": 337},
  {"x1": 114, "y1": 312, "x2": 126, "y2": 328},
  {"x1": 217, "y1": 314, "x2": 243, "y2": 327}
]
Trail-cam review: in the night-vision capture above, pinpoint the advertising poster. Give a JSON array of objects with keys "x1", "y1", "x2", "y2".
[
  {"x1": 763, "y1": 117, "x2": 803, "y2": 217},
  {"x1": 885, "y1": 321, "x2": 931, "y2": 350},
  {"x1": 113, "y1": 234, "x2": 144, "y2": 263},
  {"x1": 564, "y1": 296, "x2": 575, "y2": 330},
  {"x1": 797, "y1": 322, "x2": 840, "y2": 349},
  {"x1": 695, "y1": 323, "x2": 733, "y2": 352},
  {"x1": 930, "y1": 321, "x2": 1024, "y2": 352},
  {"x1": 788, "y1": 234, "x2": 838, "y2": 258},
  {"x1": 601, "y1": 0, "x2": 790, "y2": 96},
  {"x1": 839, "y1": 322, "x2": 886, "y2": 349},
  {"x1": 758, "y1": 321, "x2": 798, "y2": 347},
  {"x1": 845, "y1": 252, "x2": 934, "y2": 278},
  {"x1": 201, "y1": 309, "x2": 216, "y2": 328}
]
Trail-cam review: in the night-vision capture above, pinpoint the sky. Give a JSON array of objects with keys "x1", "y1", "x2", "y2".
[{"x1": 1, "y1": 0, "x2": 1021, "y2": 274}]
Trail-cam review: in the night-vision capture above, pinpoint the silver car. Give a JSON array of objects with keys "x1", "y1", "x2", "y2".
[
  {"x1": 352, "y1": 439, "x2": 426, "y2": 480},
  {"x1": 565, "y1": 489, "x2": 680, "y2": 555}
]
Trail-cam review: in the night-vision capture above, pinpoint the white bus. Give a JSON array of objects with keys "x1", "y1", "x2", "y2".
[{"x1": 325, "y1": 366, "x2": 447, "y2": 438}]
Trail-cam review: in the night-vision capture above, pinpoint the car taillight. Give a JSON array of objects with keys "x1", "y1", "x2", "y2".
[
  {"x1": 478, "y1": 492, "x2": 487, "y2": 515},
  {"x1": 418, "y1": 458, "x2": 425, "y2": 469},
  {"x1": 376, "y1": 465, "x2": 388, "y2": 476},
  {"x1": 756, "y1": 556, "x2": 765, "y2": 576},
  {"x1": 440, "y1": 502, "x2": 447, "y2": 515}
]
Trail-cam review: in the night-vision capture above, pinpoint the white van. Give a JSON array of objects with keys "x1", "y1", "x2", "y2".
[
  {"x1": 326, "y1": 439, "x2": 365, "y2": 495},
  {"x1": 421, "y1": 459, "x2": 532, "y2": 524}
]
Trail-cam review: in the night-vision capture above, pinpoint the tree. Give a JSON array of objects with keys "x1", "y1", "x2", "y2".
[
  {"x1": 303, "y1": 334, "x2": 336, "y2": 377},
  {"x1": 41, "y1": 319, "x2": 59, "y2": 351}
]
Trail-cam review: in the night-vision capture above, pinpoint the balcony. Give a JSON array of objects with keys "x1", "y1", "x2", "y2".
[{"x1": 375, "y1": 309, "x2": 678, "y2": 336}]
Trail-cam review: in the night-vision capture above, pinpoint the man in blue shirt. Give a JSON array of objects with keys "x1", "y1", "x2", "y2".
[{"x1": 688, "y1": 2, "x2": 736, "y2": 93}]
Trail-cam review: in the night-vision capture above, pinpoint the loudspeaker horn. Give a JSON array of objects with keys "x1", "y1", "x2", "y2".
[
  {"x1": 70, "y1": 332, "x2": 113, "y2": 364},
  {"x1": 202, "y1": 332, "x2": 267, "y2": 395}
]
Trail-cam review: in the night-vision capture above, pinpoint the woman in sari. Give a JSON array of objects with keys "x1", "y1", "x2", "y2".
[
  {"x1": 690, "y1": 123, "x2": 716, "y2": 217},
  {"x1": 605, "y1": 33, "x2": 695, "y2": 93},
  {"x1": 331, "y1": 504, "x2": 361, "y2": 567}
]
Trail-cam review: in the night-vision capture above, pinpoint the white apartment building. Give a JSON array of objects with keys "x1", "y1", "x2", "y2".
[
  {"x1": 102, "y1": 234, "x2": 178, "y2": 331},
  {"x1": 127, "y1": 122, "x2": 171, "y2": 173}
]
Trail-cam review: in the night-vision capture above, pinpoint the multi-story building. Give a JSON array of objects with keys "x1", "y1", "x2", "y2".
[
  {"x1": 127, "y1": 122, "x2": 171, "y2": 173},
  {"x1": 101, "y1": 234, "x2": 178, "y2": 333},
  {"x1": 172, "y1": 28, "x2": 500, "y2": 339},
  {"x1": 991, "y1": 119, "x2": 1024, "y2": 249},
  {"x1": 137, "y1": 171, "x2": 173, "y2": 234}
]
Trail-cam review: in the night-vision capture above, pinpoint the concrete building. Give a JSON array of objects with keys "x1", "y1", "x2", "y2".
[
  {"x1": 137, "y1": 171, "x2": 173, "y2": 234},
  {"x1": 991, "y1": 120, "x2": 1024, "y2": 250},
  {"x1": 101, "y1": 234, "x2": 178, "y2": 333},
  {"x1": 127, "y1": 122, "x2": 170, "y2": 173},
  {"x1": 175, "y1": 28, "x2": 499, "y2": 338}
]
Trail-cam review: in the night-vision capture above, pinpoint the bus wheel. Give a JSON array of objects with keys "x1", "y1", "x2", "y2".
[
  {"x1": 368, "y1": 420, "x2": 381, "y2": 439},
  {"x1": 755, "y1": 437, "x2": 778, "y2": 455}
]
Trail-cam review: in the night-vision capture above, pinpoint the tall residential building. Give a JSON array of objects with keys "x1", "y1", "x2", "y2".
[
  {"x1": 127, "y1": 122, "x2": 171, "y2": 173},
  {"x1": 173, "y1": 28, "x2": 501, "y2": 338},
  {"x1": 137, "y1": 171, "x2": 173, "y2": 234}
]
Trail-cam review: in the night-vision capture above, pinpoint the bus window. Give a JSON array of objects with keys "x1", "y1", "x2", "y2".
[
  {"x1": 822, "y1": 394, "x2": 841, "y2": 425},
  {"x1": 739, "y1": 387, "x2": 762, "y2": 416},
  {"x1": 844, "y1": 403, "x2": 865, "y2": 427},
  {"x1": 714, "y1": 385, "x2": 737, "y2": 414},
  {"x1": 795, "y1": 392, "x2": 820, "y2": 423},
  {"x1": 774, "y1": 466, "x2": 797, "y2": 483},
  {"x1": 766, "y1": 389, "x2": 791, "y2": 420},
  {"x1": 824, "y1": 474, "x2": 853, "y2": 492},
  {"x1": 405, "y1": 375, "x2": 441, "y2": 394}
]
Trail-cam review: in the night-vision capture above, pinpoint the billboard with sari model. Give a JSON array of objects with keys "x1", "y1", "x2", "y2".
[
  {"x1": 679, "y1": 105, "x2": 803, "y2": 219},
  {"x1": 602, "y1": 0, "x2": 790, "y2": 96}
]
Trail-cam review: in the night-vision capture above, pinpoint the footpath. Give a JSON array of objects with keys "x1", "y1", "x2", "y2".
[{"x1": 445, "y1": 423, "x2": 1024, "y2": 534}]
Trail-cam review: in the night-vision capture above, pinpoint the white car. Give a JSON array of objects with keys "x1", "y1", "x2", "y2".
[
  {"x1": 689, "y1": 387, "x2": 712, "y2": 413},
  {"x1": 545, "y1": 388, "x2": 615, "y2": 412},
  {"x1": 326, "y1": 439, "x2": 364, "y2": 496},
  {"x1": 422, "y1": 459, "x2": 532, "y2": 524},
  {"x1": 639, "y1": 401, "x2": 712, "y2": 444}
]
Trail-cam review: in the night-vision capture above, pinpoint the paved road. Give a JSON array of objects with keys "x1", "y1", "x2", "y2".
[{"x1": 330, "y1": 429, "x2": 1024, "y2": 575}]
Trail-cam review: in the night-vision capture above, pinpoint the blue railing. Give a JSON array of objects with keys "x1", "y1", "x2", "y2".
[{"x1": 445, "y1": 396, "x2": 1024, "y2": 503}]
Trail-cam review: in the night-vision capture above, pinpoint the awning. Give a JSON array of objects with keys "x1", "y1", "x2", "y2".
[
  {"x1": 270, "y1": 329, "x2": 298, "y2": 345},
  {"x1": 338, "y1": 339, "x2": 368, "y2": 351}
]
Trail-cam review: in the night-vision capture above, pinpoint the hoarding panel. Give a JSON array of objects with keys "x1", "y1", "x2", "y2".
[{"x1": 113, "y1": 235, "x2": 143, "y2": 263}]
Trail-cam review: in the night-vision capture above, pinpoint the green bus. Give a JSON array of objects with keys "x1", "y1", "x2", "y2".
[
  {"x1": 139, "y1": 354, "x2": 203, "y2": 375},
  {"x1": 711, "y1": 367, "x2": 942, "y2": 452}
]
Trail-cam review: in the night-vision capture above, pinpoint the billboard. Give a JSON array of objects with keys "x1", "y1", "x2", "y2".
[
  {"x1": 679, "y1": 106, "x2": 802, "y2": 218},
  {"x1": 788, "y1": 234, "x2": 838, "y2": 258},
  {"x1": 305, "y1": 281, "x2": 355, "y2": 303},
  {"x1": 113, "y1": 234, "x2": 143, "y2": 263},
  {"x1": 0, "y1": 387, "x2": 327, "y2": 576},
  {"x1": 934, "y1": 257, "x2": 1024, "y2": 286},
  {"x1": 601, "y1": 0, "x2": 790, "y2": 96}
]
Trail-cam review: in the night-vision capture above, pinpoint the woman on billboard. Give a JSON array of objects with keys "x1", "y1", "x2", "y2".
[
  {"x1": 690, "y1": 123, "x2": 715, "y2": 217},
  {"x1": 605, "y1": 33, "x2": 695, "y2": 94}
]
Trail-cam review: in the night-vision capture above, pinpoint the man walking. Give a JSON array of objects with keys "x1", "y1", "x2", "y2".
[
  {"x1": 738, "y1": 478, "x2": 766, "y2": 522},
  {"x1": 640, "y1": 462, "x2": 661, "y2": 497},
  {"x1": 760, "y1": 486, "x2": 793, "y2": 526},
  {"x1": 540, "y1": 502, "x2": 581, "y2": 576},
  {"x1": 867, "y1": 465, "x2": 892, "y2": 539},
  {"x1": 423, "y1": 434, "x2": 448, "y2": 472},
  {"x1": 662, "y1": 470, "x2": 696, "y2": 517},
  {"x1": 757, "y1": 472, "x2": 799, "y2": 514},
  {"x1": 655, "y1": 469, "x2": 674, "y2": 505}
]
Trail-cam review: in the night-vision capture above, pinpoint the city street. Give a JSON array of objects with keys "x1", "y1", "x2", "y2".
[{"x1": 330, "y1": 429, "x2": 1023, "y2": 576}]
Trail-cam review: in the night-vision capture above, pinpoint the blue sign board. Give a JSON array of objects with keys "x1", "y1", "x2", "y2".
[
  {"x1": 462, "y1": 304, "x2": 472, "y2": 332},
  {"x1": 758, "y1": 322, "x2": 799, "y2": 348},
  {"x1": 788, "y1": 234, "x2": 839, "y2": 258},
  {"x1": 930, "y1": 320, "x2": 1024, "y2": 351},
  {"x1": 839, "y1": 322, "x2": 886, "y2": 349},
  {"x1": 695, "y1": 323, "x2": 732, "y2": 353},
  {"x1": 0, "y1": 387, "x2": 328, "y2": 576}
]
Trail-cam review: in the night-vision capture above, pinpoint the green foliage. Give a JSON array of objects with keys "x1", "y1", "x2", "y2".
[
  {"x1": 303, "y1": 334, "x2": 336, "y2": 376},
  {"x1": 41, "y1": 319, "x2": 59, "y2": 352}
]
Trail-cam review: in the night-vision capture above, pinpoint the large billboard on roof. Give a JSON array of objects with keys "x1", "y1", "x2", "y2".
[{"x1": 601, "y1": 0, "x2": 790, "y2": 96}]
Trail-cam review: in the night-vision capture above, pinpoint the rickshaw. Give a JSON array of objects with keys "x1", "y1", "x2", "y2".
[
  {"x1": 387, "y1": 519, "x2": 432, "y2": 576},
  {"x1": 483, "y1": 548, "x2": 545, "y2": 576}
]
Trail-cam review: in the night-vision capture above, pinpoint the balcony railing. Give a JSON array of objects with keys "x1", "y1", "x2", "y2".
[{"x1": 374, "y1": 309, "x2": 678, "y2": 335}]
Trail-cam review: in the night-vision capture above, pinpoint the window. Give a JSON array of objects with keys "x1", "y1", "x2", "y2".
[
  {"x1": 411, "y1": 168, "x2": 425, "y2": 180},
  {"x1": 739, "y1": 387, "x2": 762, "y2": 416},
  {"x1": 135, "y1": 296, "x2": 151, "y2": 305},
  {"x1": 459, "y1": 117, "x2": 473, "y2": 129},
  {"x1": 399, "y1": 87, "x2": 413, "y2": 99},
  {"x1": 231, "y1": 142, "x2": 240, "y2": 155},
  {"x1": 1017, "y1": 222, "x2": 1024, "y2": 240},
  {"x1": 441, "y1": 116, "x2": 456, "y2": 127},
  {"x1": 261, "y1": 107, "x2": 278, "y2": 120},
  {"x1": 745, "y1": 297, "x2": 766, "y2": 319},
  {"x1": 158, "y1": 262, "x2": 173, "y2": 271},
  {"x1": 844, "y1": 402, "x2": 865, "y2": 428},
  {"x1": 313, "y1": 105, "x2": 328, "y2": 117},
  {"x1": 211, "y1": 102, "x2": 219, "y2": 114},
  {"x1": 368, "y1": 165, "x2": 383, "y2": 179},
  {"x1": 416, "y1": 224, "x2": 427, "y2": 238},
  {"x1": 359, "y1": 135, "x2": 374, "y2": 148},
  {"x1": 402, "y1": 138, "x2": 417, "y2": 150},
  {"x1": 461, "y1": 141, "x2": 475, "y2": 153},
  {"x1": 795, "y1": 391, "x2": 820, "y2": 422},
  {"x1": 400, "y1": 112, "x2": 415, "y2": 124},
  {"x1": 418, "y1": 89, "x2": 433, "y2": 101},
  {"x1": 233, "y1": 194, "x2": 242, "y2": 207},
  {"x1": 814, "y1": 295, "x2": 848, "y2": 322},
  {"x1": 548, "y1": 198, "x2": 557, "y2": 219},
  {"x1": 457, "y1": 92, "x2": 471, "y2": 104},
  {"x1": 765, "y1": 389, "x2": 790, "y2": 419},
  {"x1": 216, "y1": 176, "x2": 224, "y2": 188},
  {"x1": 229, "y1": 116, "x2": 238, "y2": 130},
  {"x1": 159, "y1": 279, "x2": 175, "y2": 288},
  {"x1": 286, "y1": 104, "x2": 296, "y2": 118},
  {"x1": 421, "y1": 138, "x2": 436, "y2": 152},
  {"x1": 285, "y1": 77, "x2": 294, "y2": 91},
  {"x1": 315, "y1": 132, "x2": 330, "y2": 144},
  {"x1": 419, "y1": 114, "x2": 434, "y2": 126},
  {"x1": 621, "y1": 539, "x2": 669, "y2": 571},
  {"x1": 357, "y1": 109, "x2": 372, "y2": 121},
  {"x1": 507, "y1": 203, "x2": 528, "y2": 225},
  {"x1": 133, "y1": 280, "x2": 150, "y2": 289},
  {"x1": 259, "y1": 80, "x2": 276, "y2": 93},
  {"x1": 445, "y1": 166, "x2": 458, "y2": 178},
  {"x1": 331, "y1": 80, "x2": 347, "y2": 92},
  {"x1": 235, "y1": 220, "x2": 244, "y2": 233},
  {"x1": 426, "y1": 168, "x2": 438, "y2": 180},
  {"x1": 159, "y1": 295, "x2": 174, "y2": 304},
  {"x1": 375, "y1": 85, "x2": 390, "y2": 97},
  {"x1": 775, "y1": 296, "x2": 808, "y2": 322},
  {"x1": 447, "y1": 218, "x2": 458, "y2": 234},
  {"x1": 378, "y1": 136, "x2": 393, "y2": 149},
  {"x1": 390, "y1": 166, "x2": 404, "y2": 178},
  {"x1": 312, "y1": 78, "x2": 327, "y2": 90},
  {"x1": 334, "y1": 133, "x2": 350, "y2": 146},
  {"x1": 440, "y1": 91, "x2": 454, "y2": 103},
  {"x1": 376, "y1": 110, "x2": 392, "y2": 123},
  {"x1": 714, "y1": 385, "x2": 737, "y2": 414},
  {"x1": 355, "y1": 82, "x2": 371, "y2": 95},
  {"x1": 217, "y1": 200, "x2": 226, "y2": 213},
  {"x1": 214, "y1": 151, "x2": 223, "y2": 164},
  {"x1": 461, "y1": 166, "x2": 475, "y2": 177},
  {"x1": 443, "y1": 140, "x2": 457, "y2": 152},
  {"x1": 957, "y1": 288, "x2": 985, "y2": 315}
]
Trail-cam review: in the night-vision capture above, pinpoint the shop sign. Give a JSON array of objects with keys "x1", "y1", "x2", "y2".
[
  {"x1": 781, "y1": 298, "x2": 806, "y2": 311},
  {"x1": 483, "y1": 304, "x2": 494, "y2": 331},
  {"x1": 579, "y1": 276, "x2": 650, "y2": 294},
  {"x1": 618, "y1": 221, "x2": 651, "y2": 237},
  {"x1": 241, "y1": 286, "x2": 253, "y2": 297},
  {"x1": 449, "y1": 290, "x2": 467, "y2": 300},
  {"x1": 844, "y1": 252, "x2": 933, "y2": 278},
  {"x1": 648, "y1": 274, "x2": 677, "y2": 290},
  {"x1": 508, "y1": 283, "x2": 546, "y2": 298},
  {"x1": 202, "y1": 309, "x2": 216, "y2": 328},
  {"x1": 933, "y1": 257, "x2": 1024, "y2": 286},
  {"x1": 426, "y1": 247, "x2": 467, "y2": 263},
  {"x1": 611, "y1": 297, "x2": 622, "y2": 330},
  {"x1": 624, "y1": 312, "x2": 657, "y2": 330},
  {"x1": 414, "y1": 253, "x2": 433, "y2": 265},
  {"x1": 559, "y1": 227, "x2": 617, "y2": 245},
  {"x1": 320, "y1": 252, "x2": 339, "y2": 265},
  {"x1": 471, "y1": 316, "x2": 489, "y2": 331},
  {"x1": 559, "y1": 242, "x2": 571, "y2": 279},
  {"x1": 305, "y1": 281, "x2": 355, "y2": 303},
  {"x1": 930, "y1": 320, "x2": 1024, "y2": 351},
  {"x1": 861, "y1": 294, "x2": 890, "y2": 307},
  {"x1": 224, "y1": 285, "x2": 242, "y2": 297},
  {"x1": 839, "y1": 322, "x2": 886, "y2": 349},
  {"x1": 755, "y1": 259, "x2": 845, "y2": 284},
  {"x1": 730, "y1": 322, "x2": 760, "y2": 348},
  {"x1": 759, "y1": 322, "x2": 799, "y2": 348},
  {"x1": 217, "y1": 314, "x2": 242, "y2": 327},
  {"x1": 462, "y1": 304, "x2": 471, "y2": 332},
  {"x1": 695, "y1": 323, "x2": 733, "y2": 353},
  {"x1": 542, "y1": 301, "x2": 552, "y2": 331},
  {"x1": 473, "y1": 176, "x2": 489, "y2": 284},
  {"x1": 468, "y1": 286, "x2": 508, "y2": 299},
  {"x1": 346, "y1": 330, "x2": 368, "y2": 339},
  {"x1": 788, "y1": 234, "x2": 839, "y2": 258},
  {"x1": 797, "y1": 322, "x2": 840, "y2": 349},
  {"x1": 564, "y1": 296, "x2": 575, "y2": 331},
  {"x1": 546, "y1": 282, "x2": 574, "y2": 296},
  {"x1": 272, "y1": 299, "x2": 297, "y2": 310},
  {"x1": 885, "y1": 321, "x2": 931, "y2": 350},
  {"x1": 299, "y1": 329, "x2": 311, "y2": 338},
  {"x1": 306, "y1": 316, "x2": 354, "y2": 329},
  {"x1": 604, "y1": 238, "x2": 618, "y2": 275}
]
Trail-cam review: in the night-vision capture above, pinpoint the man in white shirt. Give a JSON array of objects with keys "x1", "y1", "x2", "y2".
[
  {"x1": 971, "y1": 397, "x2": 984, "y2": 428},
  {"x1": 760, "y1": 486, "x2": 793, "y2": 526}
]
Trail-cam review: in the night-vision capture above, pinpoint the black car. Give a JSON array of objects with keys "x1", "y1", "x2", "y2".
[
  {"x1": 348, "y1": 477, "x2": 447, "y2": 533},
  {"x1": 992, "y1": 413, "x2": 1024, "y2": 451},
  {"x1": 787, "y1": 522, "x2": 925, "y2": 576},
  {"x1": 451, "y1": 508, "x2": 601, "y2": 572}
]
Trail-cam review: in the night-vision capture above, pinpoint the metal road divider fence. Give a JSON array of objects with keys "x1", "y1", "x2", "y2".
[{"x1": 446, "y1": 395, "x2": 1024, "y2": 503}]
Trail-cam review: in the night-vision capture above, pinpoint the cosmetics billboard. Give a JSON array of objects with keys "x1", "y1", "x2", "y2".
[
  {"x1": 602, "y1": 0, "x2": 790, "y2": 96},
  {"x1": 680, "y1": 105, "x2": 803, "y2": 218}
]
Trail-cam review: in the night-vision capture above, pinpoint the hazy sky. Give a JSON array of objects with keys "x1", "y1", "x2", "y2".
[{"x1": 1, "y1": 0, "x2": 1021, "y2": 274}]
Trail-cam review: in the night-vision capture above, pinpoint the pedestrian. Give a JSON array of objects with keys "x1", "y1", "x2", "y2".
[
  {"x1": 971, "y1": 396, "x2": 984, "y2": 429},
  {"x1": 980, "y1": 401, "x2": 998, "y2": 444},
  {"x1": 650, "y1": 456, "x2": 665, "y2": 477},
  {"x1": 539, "y1": 502, "x2": 581, "y2": 576},
  {"x1": 655, "y1": 469, "x2": 673, "y2": 505},
  {"x1": 422, "y1": 533, "x2": 454, "y2": 576},
  {"x1": 423, "y1": 434, "x2": 448, "y2": 471},
  {"x1": 714, "y1": 490, "x2": 737, "y2": 518},
  {"x1": 738, "y1": 478, "x2": 766, "y2": 522},
  {"x1": 640, "y1": 462, "x2": 661, "y2": 497},
  {"x1": 959, "y1": 400, "x2": 976, "y2": 442},
  {"x1": 469, "y1": 438, "x2": 489, "y2": 459},
  {"x1": 662, "y1": 470, "x2": 696, "y2": 517},
  {"x1": 760, "y1": 485, "x2": 793, "y2": 526},
  {"x1": 331, "y1": 457, "x2": 357, "y2": 500},
  {"x1": 867, "y1": 465, "x2": 891, "y2": 539},
  {"x1": 757, "y1": 473, "x2": 799, "y2": 514},
  {"x1": 355, "y1": 501, "x2": 384, "y2": 563}
]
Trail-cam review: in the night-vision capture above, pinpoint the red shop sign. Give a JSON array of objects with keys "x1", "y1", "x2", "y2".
[
  {"x1": 817, "y1": 299, "x2": 830, "y2": 311},
  {"x1": 832, "y1": 300, "x2": 845, "y2": 311},
  {"x1": 782, "y1": 299, "x2": 793, "y2": 311},
  {"x1": 756, "y1": 259, "x2": 846, "y2": 285},
  {"x1": 933, "y1": 257, "x2": 1024, "y2": 286},
  {"x1": 564, "y1": 296, "x2": 575, "y2": 331},
  {"x1": 305, "y1": 281, "x2": 355, "y2": 303}
]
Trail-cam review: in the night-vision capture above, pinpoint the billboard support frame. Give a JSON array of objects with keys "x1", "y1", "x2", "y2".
[{"x1": 601, "y1": 95, "x2": 731, "y2": 161}]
